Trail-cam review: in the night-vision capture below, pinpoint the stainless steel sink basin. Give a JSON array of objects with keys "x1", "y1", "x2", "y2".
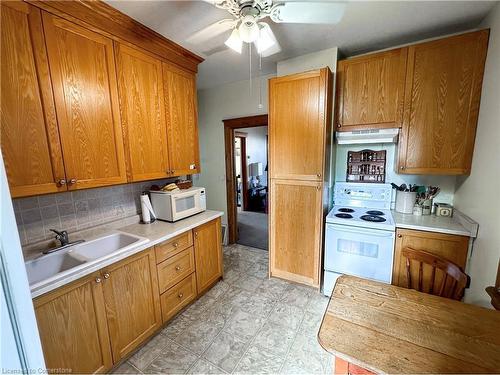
[{"x1": 25, "y1": 231, "x2": 149, "y2": 289}]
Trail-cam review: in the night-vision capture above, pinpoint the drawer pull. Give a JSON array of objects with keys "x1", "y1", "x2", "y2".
[
  {"x1": 95, "y1": 277, "x2": 101, "y2": 283},
  {"x1": 178, "y1": 292, "x2": 184, "y2": 299},
  {"x1": 175, "y1": 265, "x2": 181, "y2": 271},
  {"x1": 173, "y1": 242, "x2": 179, "y2": 248},
  {"x1": 103, "y1": 273, "x2": 110, "y2": 279}
]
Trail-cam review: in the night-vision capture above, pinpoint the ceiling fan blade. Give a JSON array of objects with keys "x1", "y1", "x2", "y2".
[
  {"x1": 185, "y1": 19, "x2": 238, "y2": 45},
  {"x1": 271, "y1": 2, "x2": 346, "y2": 24}
]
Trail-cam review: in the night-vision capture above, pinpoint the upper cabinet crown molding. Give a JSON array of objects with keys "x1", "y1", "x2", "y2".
[{"x1": 25, "y1": 0, "x2": 203, "y2": 72}]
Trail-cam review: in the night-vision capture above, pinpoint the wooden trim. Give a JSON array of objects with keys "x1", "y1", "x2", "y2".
[
  {"x1": 223, "y1": 114, "x2": 268, "y2": 244},
  {"x1": 234, "y1": 135, "x2": 249, "y2": 211},
  {"x1": 26, "y1": 0, "x2": 203, "y2": 72}
]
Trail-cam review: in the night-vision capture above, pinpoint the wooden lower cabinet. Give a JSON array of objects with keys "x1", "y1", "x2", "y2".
[
  {"x1": 33, "y1": 272, "x2": 113, "y2": 374},
  {"x1": 269, "y1": 179, "x2": 323, "y2": 287},
  {"x1": 392, "y1": 228, "x2": 469, "y2": 291},
  {"x1": 102, "y1": 248, "x2": 161, "y2": 362},
  {"x1": 193, "y1": 218, "x2": 223, "y2": 294}
]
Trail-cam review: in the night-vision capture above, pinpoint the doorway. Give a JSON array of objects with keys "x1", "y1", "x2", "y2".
[{"x1": 224, "y1": 115, "x2": 268, "y2": 249}]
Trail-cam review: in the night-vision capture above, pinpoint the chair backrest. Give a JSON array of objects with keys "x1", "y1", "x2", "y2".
[{"x1": 402, "y1": 247, "x2": 469, "y2": 301}]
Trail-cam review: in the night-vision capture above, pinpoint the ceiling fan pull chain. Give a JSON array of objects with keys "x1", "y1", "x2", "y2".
[
  {"x1": 249, "y1": 42, "x2": 252, "y2": 97},
  {"x1": 259, "y1": 52, "x2": 263, "y2": 109}
]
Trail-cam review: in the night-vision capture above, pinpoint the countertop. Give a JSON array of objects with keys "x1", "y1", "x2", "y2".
[
  {"x1": 29, "y1": 210, "x2": 223, "y2": 298},
  {"x1": 318, "y1": 275, "x2": 500, "y2": 374},
  {"x1": 392, "y1": 209, "x2": 478, "y2": 237}
]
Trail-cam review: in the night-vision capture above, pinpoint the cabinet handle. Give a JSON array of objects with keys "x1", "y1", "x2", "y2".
[
  {"x1": 103, "y1": 273, "x2": 110, "y2": 279},
  {"x1": 400, "y1": 166, "x2": 405, "y2": 170},
  {"x1": 317, "y1": 185, "x2": 321, "y2": 190},
  {"x1": 175, "y1": 265, "x2": 181, "y2": 271},
  {"x1": 397, "y1": 234, "x2": 402, "y2": 238},
  {"x1": 194, "y1": 232, "x2": 198, "y2": 237},
  {"x1": 173, "y1": 242, "x2": 179, "y2": 248},
  {"x1": 337, "y1": 124, "x2": 342, "y2": 128},
  {"x1": 178, "y1": 292, "x2": 184, "y2": 299},
  {"x1": 57, "y1": 179, "x2": 66, "y2": 186},
  {"x1": 67, "y1": 178, "x2": 77, "y2": 185},
  {"x1": 95, "y1": 277, "x2": 102, "y2": 283}
]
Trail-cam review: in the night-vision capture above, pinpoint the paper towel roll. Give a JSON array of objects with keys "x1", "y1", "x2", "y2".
[{"x1": 140, "y1": 193, "x2": 156, "y2": 224}]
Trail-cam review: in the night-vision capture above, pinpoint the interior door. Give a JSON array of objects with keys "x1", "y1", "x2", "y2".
[
  {"x1": 34, "y1": 272, "x2": 112, "y2": 374},
  {"x1": 398, "y1": 30, "x2": 489, "y2": 175},
  {"x1": 101, "y1": 249, "x2": 161, "y2": 362},
  {"x1": 1, "y1": 2, "x2": 66, "y2": 197},
  {"x1": 194, "y1": 218, "x2": 223, "y2": 294},
  {"x1": 269, "y1": 69, "x2": 330, "y2": 181},
  {"x1": 270, "y1": 179, "x2": 323, "y2": 287},
  {"x1": 42, "y1": 12, "x2": 127, "y2": 189},
  {"x1": 163, "y1": 62, "x2": 200, "y2": 175},
  {"x1": 115, "y1": 43, "x2": 171, "y2": 181}
]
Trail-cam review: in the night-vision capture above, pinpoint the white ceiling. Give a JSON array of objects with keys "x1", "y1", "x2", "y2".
[{"x1": 106, "y1": 1, "x2": 497, "y2": 89}]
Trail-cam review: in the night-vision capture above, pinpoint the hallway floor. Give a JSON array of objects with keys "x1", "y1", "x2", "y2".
[
  {"x1": 113, "y1": 244, "x2": 332, "y2": 374},
  {"x1": 237, "y1": 211, "x2": 268, "y2": 250}
]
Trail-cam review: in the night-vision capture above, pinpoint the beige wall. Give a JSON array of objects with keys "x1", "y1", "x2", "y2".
[
  {"x1": 194, "y1": 75, "x2": 273, "y2": 224},
  {"x1": 455, "y1": 3, "x2": 500, "y2": 307}
]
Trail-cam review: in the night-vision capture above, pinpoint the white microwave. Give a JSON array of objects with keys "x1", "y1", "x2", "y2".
[{"x1": 150, "y1": 187, "x2": 206, "y2": 222}]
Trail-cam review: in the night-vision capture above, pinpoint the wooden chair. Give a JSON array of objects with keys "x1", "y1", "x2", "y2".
[{"x1": 402, "y1": 247, "x2": 469, "y2": 301}]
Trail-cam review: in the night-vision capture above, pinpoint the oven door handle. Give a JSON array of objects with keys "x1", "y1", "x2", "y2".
[{"x1": 326, "y1": 223, "x2": 395, "y2": 238}]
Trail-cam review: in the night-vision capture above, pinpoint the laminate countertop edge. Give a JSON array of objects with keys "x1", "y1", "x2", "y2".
[
  {"x1": 29, "y1": 210, "x2": 224, "y2": 298},
  {"x1": 392, "y1": 209, "x2": 478, "y2": 238}
]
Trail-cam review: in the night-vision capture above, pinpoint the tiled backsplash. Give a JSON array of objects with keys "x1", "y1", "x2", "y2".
[{"x1": 13, "y1": 179, "x2": 174, "y2": 246}]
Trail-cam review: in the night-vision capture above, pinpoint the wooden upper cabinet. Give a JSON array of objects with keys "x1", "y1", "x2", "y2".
[
  {"x1": 34, "y1": 272, "x2": 113, "y2": 374},
  {"x1": 270, "y1": 179, "x2": 323, "y2": 287},
  {"x1": 398, "y1": 30, "x2": 489, "y2": 175},
  {"x1": 0, "y1": 2, "x2": 66, "y2": 197},
  {"x1": 269, "y1": 69, "x2": 331, "y2": 181},
  {"x1": 392, "y1": 228, "x2": 469, "y2": 292},
  {"x1": 163, "y1": 63, "x2": 200, "y2": 175},
  {"x1": 194, "y1": 218, "x2": 223, "y2": 294},
  {"x1": 42, "y1": 12, "x2": 127, "y2": 189},
  {"x1": 336, "y1": 48, "x2": 407, "y2": 131},
  {"x1": 115, "y1": 43, "x2": 171, "y2": 181},
  {"x1": 101, "y1": 249, "x2": 161, "y2": 362}
]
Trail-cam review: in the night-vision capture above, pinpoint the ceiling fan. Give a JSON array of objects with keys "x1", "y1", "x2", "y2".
[{"x1": 187, "y1": 0, "x2": 346, "y2": 57}]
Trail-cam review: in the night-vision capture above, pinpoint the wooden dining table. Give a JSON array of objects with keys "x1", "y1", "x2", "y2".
[{"x1": 318, "y1": 275, "x2": 500, "y2": 374}]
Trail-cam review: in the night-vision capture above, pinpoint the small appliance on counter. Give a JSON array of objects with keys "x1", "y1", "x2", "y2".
[
  {"x1": 435, "y1": 203, "x2": 454, "y2": 217},
  {"x1": 150, "y1": 186, "x2": 206, "y2": 222}
]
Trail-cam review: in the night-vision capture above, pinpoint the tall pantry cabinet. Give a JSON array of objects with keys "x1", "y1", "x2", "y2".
[{"x1": 269, "y1": 68, "x2": 332, "y2": 288}]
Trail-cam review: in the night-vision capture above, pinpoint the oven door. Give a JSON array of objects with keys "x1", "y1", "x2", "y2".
[
  {"x1": 325, "y1": 223, "x2": 395, "y2": 283},
  {"x1": 172, "y1": 191, "x2": 201, "y2": 221}
]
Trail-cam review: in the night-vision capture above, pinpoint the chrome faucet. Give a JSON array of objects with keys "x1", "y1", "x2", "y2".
[{"x1": 42, "y1": 229, "x2": 85, "y2": 254}]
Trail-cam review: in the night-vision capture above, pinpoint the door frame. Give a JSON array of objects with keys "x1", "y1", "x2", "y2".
[
  {"x1": 224, "y1": 114, "x2": 268, "y2": 244},
  {"x1": 234, "y1": 131, "x2": 248, "y2": 211}
]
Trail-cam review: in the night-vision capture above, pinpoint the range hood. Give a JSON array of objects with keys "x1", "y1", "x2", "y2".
[{"x1": 336, "y1": 128, "x2": 399, "y2": 145}]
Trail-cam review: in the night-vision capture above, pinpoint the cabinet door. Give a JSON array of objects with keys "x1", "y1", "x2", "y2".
[
  {"x1": 115, "y1": 43, "x2": 171, "y2": 182},
  {"x1": 269, "y1": 179, "x2": 323, "y2": 287},
  {"x1": 336, "y1": 48, "x2": 407, "y2": 131},
  {"x1": 34, "y1": 272, "x2": 112, "y2": 374},
  {"x1": 392, "y1": 228, "x2": 469, "y2": 292},
  {"x1": 163, "y1": 63, "x2": 200, "y2": 175},
  {"x1": 42, "y1": 13, "x2": 127, "y2": 189},
  {"x1": 101, "y1": 248, "x2": 161, "y2": 362},
  {"x1": 398, "y1": 30, "x2": 489, "y2": 175},
  {"x1": 1, "y1": 2, "x2": 66, "y2": 197},
  {"x1": 269, "y1": 69, "x2": 331, "y2": 181},
  {"x1": 194, "y1": 218, "x2": 223, "y2": 294}
]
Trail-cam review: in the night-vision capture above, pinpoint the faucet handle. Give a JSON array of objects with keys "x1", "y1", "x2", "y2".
[{"x1": 50, "y1": 229, "x2": 69, "y2": 245}]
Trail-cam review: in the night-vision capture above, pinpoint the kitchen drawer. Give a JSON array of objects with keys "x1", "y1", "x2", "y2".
[
  {"x1": 157, "y1": 247, "x2": 195, "y2": 293},
  {"x1": 160, "y1": 273, "x2": 197, "y2": 323},
  {"x1": 155, "y1": 230, "x2": 193, "y2": 264}
]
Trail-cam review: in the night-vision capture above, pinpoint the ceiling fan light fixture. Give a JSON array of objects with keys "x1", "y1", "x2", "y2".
[
  {"x1": 225, "y1": 28, "x2": 242, "y2": 53},
  {"x1": 238, "y1": 15, "x2": 260, "y2": 43},
  {"x1": 255, "y1": 22, "x2": 276, "y2": 54}
]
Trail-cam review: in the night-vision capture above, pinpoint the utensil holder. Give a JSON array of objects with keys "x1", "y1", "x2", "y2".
[
  {"x1": 422, "y1": 199, "x2": 433, "y2": 215},
  {"x1": 395, "y1": 191, "x2": 417, "y2": 214}
]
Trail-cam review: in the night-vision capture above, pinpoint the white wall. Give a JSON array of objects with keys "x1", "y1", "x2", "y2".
[
  {"x1": 454, "y1": 4, "x2": 500, "y2": 307},
  {"x1": 194, "y1": 74, "x2": 273, "y2": 224},
  {"x1": 335, "y1": 144, "x2": 457, "y2": 205},
  {"x1": 239, "y1": 126, "x2": 268, "y2": 187}
]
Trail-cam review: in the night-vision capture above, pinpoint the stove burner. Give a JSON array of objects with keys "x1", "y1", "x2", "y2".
[
  {"x1": 338, "y1": 208, "x2": 355, "y2": 213},
  {"x1": 335, "y1": 213, "x2": 353, "y2": 219},
  {"x1": 366, "y1": 210, "x2": 384, "y2": 216},
  {"x1": 360, "y1": 215, "x2": 386, "y2": 223}
]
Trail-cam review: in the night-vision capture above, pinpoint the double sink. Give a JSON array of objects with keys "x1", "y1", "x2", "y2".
[{"x1": 25, "y1": 231, "x2": 149, "y2": 290}]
